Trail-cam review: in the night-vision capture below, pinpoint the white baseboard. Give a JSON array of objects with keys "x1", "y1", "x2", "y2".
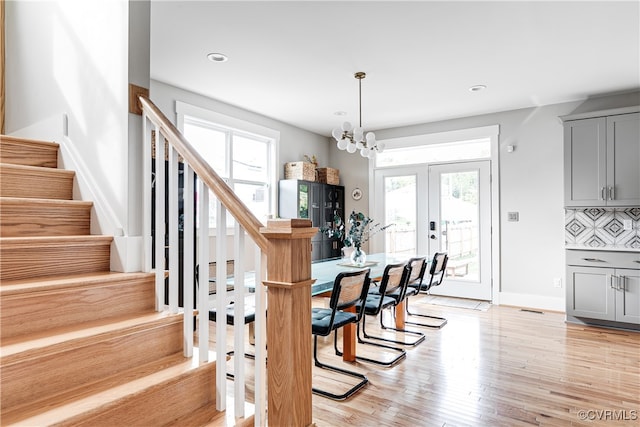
[{"x1": 497, "y1": 292, "x2": 565, "y2": 313}]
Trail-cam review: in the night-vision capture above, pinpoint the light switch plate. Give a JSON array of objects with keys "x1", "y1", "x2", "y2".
[{"x1": 507, "y1": 212, "x2": 519, "y2": 222}]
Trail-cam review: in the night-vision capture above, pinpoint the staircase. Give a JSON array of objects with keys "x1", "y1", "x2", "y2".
[{"x1": 0, "y1": 135, "x2": 228, "y2": 426}]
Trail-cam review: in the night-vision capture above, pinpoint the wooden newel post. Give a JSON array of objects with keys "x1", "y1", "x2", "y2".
[{"x1": 260, "y1": 219, "x2": 317, "y2": 427}]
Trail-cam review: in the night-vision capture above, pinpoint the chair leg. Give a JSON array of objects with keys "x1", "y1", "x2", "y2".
[
  {"x1": 312, "y1": 334, "x2": 369, "y2": 400},
  {"x1": 339, "y1": 316, "x2": 406, "y2": 367},
  {"x1": 367, "y1": 305, "x2": 425, "y2": 347},
  {"x1": 405, "y1": 296, "x2": 448, "y2": 329}
]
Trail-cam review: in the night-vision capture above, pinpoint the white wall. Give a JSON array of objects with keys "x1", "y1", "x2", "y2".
[
  {"x1": 6, "y1": 0, "x2": 130, "y2": 236},
  {"x1": 5, "y1": 0, "x2": 150, "y2": 272},
  {"x1": 331, "y1": 92, "x2": 639, "y2": 311}
]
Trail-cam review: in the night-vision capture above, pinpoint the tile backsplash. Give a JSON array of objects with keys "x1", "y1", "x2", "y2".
[{"x1": 565, "y1": 208, "x2": 640, "y2": 248}]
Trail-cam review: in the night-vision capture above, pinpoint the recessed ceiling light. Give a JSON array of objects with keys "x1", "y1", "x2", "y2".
[
  {"x1": 469, "y1": 84, "x2": 487, "y2": 92},
  {"x1": 207, "y1": 52, "x2": 228, "y2": 63},
  {"x1": 334, "y1": 111, "x2": 347, "y2": 116}
]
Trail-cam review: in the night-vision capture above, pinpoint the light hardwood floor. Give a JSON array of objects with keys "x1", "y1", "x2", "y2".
[{"x1": 209, "y1": 297, "x2": 639, "y2": 427}]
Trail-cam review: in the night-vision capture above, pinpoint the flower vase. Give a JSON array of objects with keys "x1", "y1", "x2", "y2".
[{"x1": 350, "y1": 247, "x2": 367, "y2": 266}]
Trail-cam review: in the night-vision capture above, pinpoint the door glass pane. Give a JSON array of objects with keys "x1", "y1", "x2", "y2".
[
  {"x1": 233, "y1": 135, "x2": 268, "y2": 181},
  {"x1": 384, "y1": 176, "x2": 416, "y2": 255},
  {"x1": 440, "y1": 171, "x2": 479, "y2": 281}
]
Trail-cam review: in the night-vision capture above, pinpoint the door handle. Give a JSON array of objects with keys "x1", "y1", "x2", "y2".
[{"x1": 430, "y1": 234, "x2": 437, "y2": 240}]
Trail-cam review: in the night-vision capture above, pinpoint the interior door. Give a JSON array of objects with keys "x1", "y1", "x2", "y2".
[{"x1": 428, "y1": 161, "x2": 491, "y2": 300}]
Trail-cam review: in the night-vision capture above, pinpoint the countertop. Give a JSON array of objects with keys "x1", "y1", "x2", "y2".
[{"x1": 565, "y1": 244, "x2": 640, "y2": 253}]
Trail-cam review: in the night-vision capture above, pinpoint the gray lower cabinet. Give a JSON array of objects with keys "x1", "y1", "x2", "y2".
[
  {"x1": 566, "y1": 250, "x2": 640, "y2": 327},
  {"x1": 563, "y1": 111, "x2": 640, "y2": 207}
]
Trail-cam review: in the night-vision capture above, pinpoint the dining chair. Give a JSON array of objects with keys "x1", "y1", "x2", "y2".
[
  {"x1": 311, "y1": 268, "x2": 371, "y2": 400},
  {"x1": 405, "y1": 252, "x2": 449, "y2": 329},
  {"x1": 369, "y1": 262, "x2": 426, "y2": 347},
  {"x1": 347, "y1": 263, "x2": 411, "y2": 367}
]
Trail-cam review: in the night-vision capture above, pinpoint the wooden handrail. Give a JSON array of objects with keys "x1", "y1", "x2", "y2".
[{"x1": 139, "y1": 95, "x2": 269, "y2": 252}]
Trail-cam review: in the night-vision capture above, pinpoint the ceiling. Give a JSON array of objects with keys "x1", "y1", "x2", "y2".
[{"x1": 150, "y1": 1, "x2": 640, "y2": 137}]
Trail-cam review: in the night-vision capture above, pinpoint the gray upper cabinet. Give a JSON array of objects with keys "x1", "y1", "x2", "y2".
[
  {"x1": 563, "y1": 111, "x2": 640, "y2": 207},
  {"x1": 607, "y1": 113, "x2": 640, "y2": 206}
]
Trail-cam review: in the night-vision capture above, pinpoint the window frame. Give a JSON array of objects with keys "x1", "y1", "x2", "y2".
[{"x1": 176, "y1": 101, "x2": 279, "y2": 233}]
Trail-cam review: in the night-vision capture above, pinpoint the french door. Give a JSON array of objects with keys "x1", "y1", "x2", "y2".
[{"x1": 374, "y1": 160, "x2": 492, "y2": 300}]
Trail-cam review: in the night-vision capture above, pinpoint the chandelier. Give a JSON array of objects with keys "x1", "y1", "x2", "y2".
[{"x1": 332, "y1": 72, "x2": 385, "y2": 158}]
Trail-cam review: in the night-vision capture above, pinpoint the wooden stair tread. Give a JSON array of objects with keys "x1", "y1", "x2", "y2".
[
  {"x1": 0, "y1": 135, "x2": 58, "y2": 148},
  {"x1": 0, "y1": 196, "x2": 93, "y2": 207},
  {"x1": 1, "y1": 311, "x2": 181, "y2": 361},
  {"x1": 0, "y1": 271, "x2": 153, "y2": 294},
  {"x1": 0, "y1": 162, "x2": 73, "y2": 175},
  {"x1": 3, "y1": 349, "x2": 218, "y2": 426},
  {"x1": 0, "y1": 234, "x2": 113, "y2": 248}
]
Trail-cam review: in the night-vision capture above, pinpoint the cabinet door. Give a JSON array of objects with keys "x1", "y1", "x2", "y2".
[
  {"x1": 566, "y1": 266, "x2": 615, "y2": 320},
  {"x1": 616, "y1": 269, "x2": 640, "y2": 324},
  {"x1": 607, "y1": 113, "x2": 640, "y2": 206},
  {"x1": 564, "y1": 118, "x2": 607, "y2": 206}
]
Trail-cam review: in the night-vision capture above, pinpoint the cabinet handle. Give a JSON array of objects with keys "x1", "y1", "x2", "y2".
[
  {"x1": 608, "y1": 186, "x2": 615, "y2": 200},
  {"x1": 634, "y1": 260, "x2": 640, "y2": 264},
  {"x1": 609, "y1": 275, "x2": 620, "y2": 290},
  {"x1": 582, "y1": 257, "x2": 605, "y2": 262},
  {"x1": 600, "y1": 187, "x2": 606, "y2": 201},
  {"x1": 619, "y1": 276, "x2": 626, "y2": 291}
]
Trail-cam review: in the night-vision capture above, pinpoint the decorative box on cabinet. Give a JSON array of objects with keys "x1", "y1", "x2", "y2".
[
  {"x1": 566, "y1": 249, "x2": 640, "y2": 329},
  {"x1": 562, "y1": 108, "x2": 640, "y2": 207},
  {"x1": 278, "y1": 179, "x2": 345, "y2": 261}
]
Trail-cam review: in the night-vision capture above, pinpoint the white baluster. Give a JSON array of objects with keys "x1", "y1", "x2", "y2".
[
  {"x1": 183, "y1": 164, "x2": 195, "y2": 357},
  {"x1": 142, "y1": 116, "x2": 152, "y2": 273},
  {"x1": 154, "y1": 128, "x2": 166, "y2": 311},
  {"x1": 233, "y1": 223, "x2": 245, "y2": 416},
  {"x1": 168, "y1": 145, "x2": 179, "y2": 313},
  {"x1": 215, "y1": 198, "x2": 227, "y2": 410},
  {"x1": 254, "y1": 247, "x2": 268, "y2": 427},
  {"x1": 197, "y1": 181, "x2": 210, "y2": 363}
]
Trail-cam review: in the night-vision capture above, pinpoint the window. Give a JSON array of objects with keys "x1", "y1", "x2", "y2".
[
  {"x1": 177, "y1": 102, "x2": 278, "y2": 229},
  {"x1": 376, "y1": 138, "x2": 491, "y2": 167}
]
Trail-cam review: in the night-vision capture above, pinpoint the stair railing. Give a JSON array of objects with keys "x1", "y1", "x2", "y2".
[{"x1": 139, "y1": 96, "x2": 270, "y2": 424}]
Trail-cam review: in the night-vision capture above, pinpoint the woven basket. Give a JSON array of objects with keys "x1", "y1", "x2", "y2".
[
  {"x1": 284, "y1": 161, "x2": 316, "y2": 181},
  {"x1": 317, "y1": 167, "x2": 339, "y2": 185}
]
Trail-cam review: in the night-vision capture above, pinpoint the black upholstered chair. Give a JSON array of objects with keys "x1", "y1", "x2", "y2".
[
  {"x1": 405, "y1": 252, "x2": 449, "y2": 329},
  {"x1": 311, "y1": 269, "x2": 371, "y2": 400},
  {"x1": 369, "y1": 262, "x2": 426, "y2": 347},
  {"x1": 349, "y1": 263, "x2": 410, "y2": 367}
]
